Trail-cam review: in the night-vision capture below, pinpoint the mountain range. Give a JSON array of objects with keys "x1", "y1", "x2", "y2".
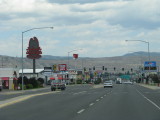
[{"x1": 1, "y1": 51, "x2": 160, "y2": 72}]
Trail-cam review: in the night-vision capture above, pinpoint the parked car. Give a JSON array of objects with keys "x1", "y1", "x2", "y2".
[
  {"x1": 51, "y1": 80, "x2": 66, "y2": 91},
  {"x1": 104, "y1": 81, "x2": 113, "y2": 88}
]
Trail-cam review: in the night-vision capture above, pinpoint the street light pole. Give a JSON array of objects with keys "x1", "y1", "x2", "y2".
[
  {"x1": 21, "y1": 27, "x2": 53, "y2": 90},
  {"x1": 125, "y1": 40, "x2": 150, "y2": 61},
  {"x1": 67, "y1": 49, "x2": 82, "y2": 70},
  {"x1": 126, "y1": 40, "x2": 151, "y2": 83}
]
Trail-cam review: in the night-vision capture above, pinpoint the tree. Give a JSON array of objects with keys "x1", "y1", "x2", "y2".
[
  {"x1": 37, "y1": 78, "x2": 44, "y2": 84},
  {"x1": 151, "y1": 74, "x2": 160, "y2": 86},
  {"x1": 29, "y1": 77, "x2": 39, "y2": 88},
  {"x1": 17, "y1": 76, "x2": 28, "y2": 85}
]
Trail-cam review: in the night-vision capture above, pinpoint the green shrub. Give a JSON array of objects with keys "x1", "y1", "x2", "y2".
[
  {"x1": 94, "y1": 78, "x2": 102, "y2": 84},
  {"x1": 29, "y1": 77, "x2": 39, "y2": 88},
  {"x1": 77, "y1": 80, "x2": 82, "y2": 84},
  {"x1": 26, "y1": 84, "x2": 33, "y2": 89},
  {"x1": 19, "y1": 84, "x2": 26, "y2": 90},
  {"x1": 37, "y1": 78, "x2": 44, "y2": 84}
]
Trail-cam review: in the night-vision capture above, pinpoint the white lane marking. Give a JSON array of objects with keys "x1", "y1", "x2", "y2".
[
  {"x1": 96, "y1": 99, "x2": 100, "y2": 102},
  {"x1": 77, "y1": 109, "x2": 85, "y2": 114},
  {"x1": 136, "y1": 89, "x2": 160, "y2": 110},
  {"x1": 89, "y1": 103, "x2": 94, "y2": 106},
  {"x1": 73, "y1": 91, "x2": 87, "y2": 95},
  {"x1": 101, "y1": 97, "x2": 103, "y2": 99}
]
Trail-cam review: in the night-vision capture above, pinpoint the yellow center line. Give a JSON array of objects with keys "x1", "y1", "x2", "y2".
[{"x1": 0, "y1": 91, "x2": 60, "y2": 108}]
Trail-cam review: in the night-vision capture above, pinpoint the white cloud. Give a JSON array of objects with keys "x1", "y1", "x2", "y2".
[{"x1": 0, "y1": 0, "x2": 159, "y2": 57}]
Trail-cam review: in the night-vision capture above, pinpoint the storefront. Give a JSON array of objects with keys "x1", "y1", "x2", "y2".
[
  {"x1": 0, "y1": 68, "x2": 19, "y2": 90},
  {"x1": 1, "y1": 77, "x2": 9, "y2": 89}
]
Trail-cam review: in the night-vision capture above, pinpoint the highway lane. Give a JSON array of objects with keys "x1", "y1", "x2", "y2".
[
  {"x1": 0, "y1": 84, "x2": 160, "y2": 120},
  {"x1": 0, "y1": 84, "x2": 111, "y2": 120},
  {"x1": 75, "y1": 84, "x2": 160, "y2": 120}
]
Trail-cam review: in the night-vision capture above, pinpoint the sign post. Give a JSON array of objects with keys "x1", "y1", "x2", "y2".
[{"x1": 26, "y1": 37, "x2": 42, "y2": 75}]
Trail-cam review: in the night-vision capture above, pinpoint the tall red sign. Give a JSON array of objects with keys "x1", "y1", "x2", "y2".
[
  {"x1": 26, "y1": 37, "x2": 42, "y2": 59},
  {"x1": 73, "y1": 54, "x2": 78, "y2": 59}
]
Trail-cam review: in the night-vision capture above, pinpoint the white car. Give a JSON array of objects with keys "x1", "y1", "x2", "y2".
[
  {"x1": 123, "y1": 81, "x2": 133, "y2": 85},
  {"x1": 104, "y1": 81, "x2": 113, "y2": 88}
]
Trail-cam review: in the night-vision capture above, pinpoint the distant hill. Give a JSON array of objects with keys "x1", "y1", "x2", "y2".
[
  {"x1": 123, "y1": 51, "x2": 160, "y2": 57},
  {"x1": 0, "y1": 52, "x2": 160, "y2": 72},
  {"x1": 40, "y1": 55, "x2": 68, "y2": 60}
]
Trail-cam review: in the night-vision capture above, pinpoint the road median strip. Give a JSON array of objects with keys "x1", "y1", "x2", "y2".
[{"x1": 0, "y1": 91, "x2": 60, "y2": 108}]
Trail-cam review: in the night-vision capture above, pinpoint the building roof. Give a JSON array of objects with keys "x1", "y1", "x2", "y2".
[
  {"x1": 0, "y1": 68, "x2": 19, "y2": 77},
  {"x1": 19, "y1": 69, "x2": 44, "y2": 74}
]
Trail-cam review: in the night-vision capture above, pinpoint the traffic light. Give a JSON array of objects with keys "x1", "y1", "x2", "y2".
[
  {"x1": 102, "y1": 66, "x2": 104, "y2": 70},
  {"x1": 93, "y1": 66, "x2": 95, "y2": 70},
  {"x1": 84, "y1": 67, "x2": 86, "y2": 72},
  {"x1": 114, "y1": 67, "x2": 116, "y2": 71},
  {"x1": 122, "y1": 68, "x2": 124, "y2": 71},
  {"x1": 105, "y1": 68, "x2": 107, "y2": 71},
  {"x1": 131, "y1": 68, "x2": 133, "y2": 72}
]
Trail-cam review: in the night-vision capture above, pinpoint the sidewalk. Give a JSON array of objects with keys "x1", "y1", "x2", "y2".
[{"x1": 138, "y1": 83, "x2": 160, "y2": 90}]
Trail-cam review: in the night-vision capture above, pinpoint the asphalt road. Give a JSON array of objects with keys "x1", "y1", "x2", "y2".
[{"x1": 0, "y1": 84, "x2": 160, "y2": 120}]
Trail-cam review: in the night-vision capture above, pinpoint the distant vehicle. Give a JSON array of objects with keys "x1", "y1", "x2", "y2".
[
  {"x1": 104, "y1": 81, "x2": 113, "y2": 88},
  {"x1": 123, "y1": 81, "x2": 133, "y2": 85},
  {"x1": 51, "y1": 80, "x2": 66, "y2": 91},
  {"x1": 116, "y1": 78, "x2": 122, "y2": 84}
]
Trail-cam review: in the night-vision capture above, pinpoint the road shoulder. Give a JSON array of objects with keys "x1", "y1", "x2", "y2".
[{"x1": 138, "y1": 83, "x2": 160, "y2": 90}]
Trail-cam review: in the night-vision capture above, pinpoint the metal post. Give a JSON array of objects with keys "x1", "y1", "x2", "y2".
[
  {"x1": 68, "y1": 52, "x2": 69, "y2": 70},
  {"x1": 21, "y1": 27, "x2": 53, "y2": 90},
  {"x1": 22, "y1": 32, "x2": 24, "y2": 90},
  {"x1": 33, "y1": 59, "x2": 36, "y2": 74}
]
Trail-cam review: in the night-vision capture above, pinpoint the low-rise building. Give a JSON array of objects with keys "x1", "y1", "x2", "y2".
[
  {"x1": 0, "y1": 68, "x2": 19, "y2": 90},
  {"x1": 19, "y1": 69, "x2": 44, "y2": 78}
]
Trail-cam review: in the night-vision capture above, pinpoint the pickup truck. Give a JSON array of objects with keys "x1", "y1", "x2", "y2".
[{"x1": 51, "y1": 80, "x2": 66, "y2": 91}]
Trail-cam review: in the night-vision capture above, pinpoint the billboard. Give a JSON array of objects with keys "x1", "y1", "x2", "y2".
[
  {"x1": 53, "y1": 64, "x2": 57, "y2": 71},
  {"x1": 58, "y1": 64, "x2": 67, "y2": 71},
  {"x1": 144, "y1": 61, "x2": 157, "y2": 70}
]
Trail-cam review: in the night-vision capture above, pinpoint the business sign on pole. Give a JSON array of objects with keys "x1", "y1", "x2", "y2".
[
  {"x1": 26, "y1": 37, "x2": 42, "y2": 59},
  {"x1": 144, "y1": 61, "x2": 157, "y2": 70},
  {"x1": 53, "y1": 64, "x2": 57, "y2": 71},
  {"x1": 59, "y1": 64, "x2": 67, "y2": 71},
  {"x1": 73, "y1": 54, "x2": 78, "y2": 59}
]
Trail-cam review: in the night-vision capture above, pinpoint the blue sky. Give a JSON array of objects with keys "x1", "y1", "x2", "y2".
[{"x1": 0, "y1": 0, "x2": 160, "y2": 57}]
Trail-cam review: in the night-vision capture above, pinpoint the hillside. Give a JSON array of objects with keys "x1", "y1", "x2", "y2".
[{"x1": 1, "y1": 52, "x2": 160, "y2": 72}]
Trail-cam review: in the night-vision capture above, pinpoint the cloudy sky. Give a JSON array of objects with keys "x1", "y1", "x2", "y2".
[{"x1": 0, "y1": 0, "x2": 160, "y2": 57}]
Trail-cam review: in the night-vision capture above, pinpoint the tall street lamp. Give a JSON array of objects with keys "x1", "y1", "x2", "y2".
[
  {"x1": 22, "y1": 27, "x2": 53, "y2": 90},
  {"x1": 126, "y1": 40, "x2": 151, "y2": 82},
  {"x1": 125, "y1": 40, "x2": 150, "y2": 61},
  {"x1": 67, "y1": 49, "x2": 82, "y2": 70}
]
